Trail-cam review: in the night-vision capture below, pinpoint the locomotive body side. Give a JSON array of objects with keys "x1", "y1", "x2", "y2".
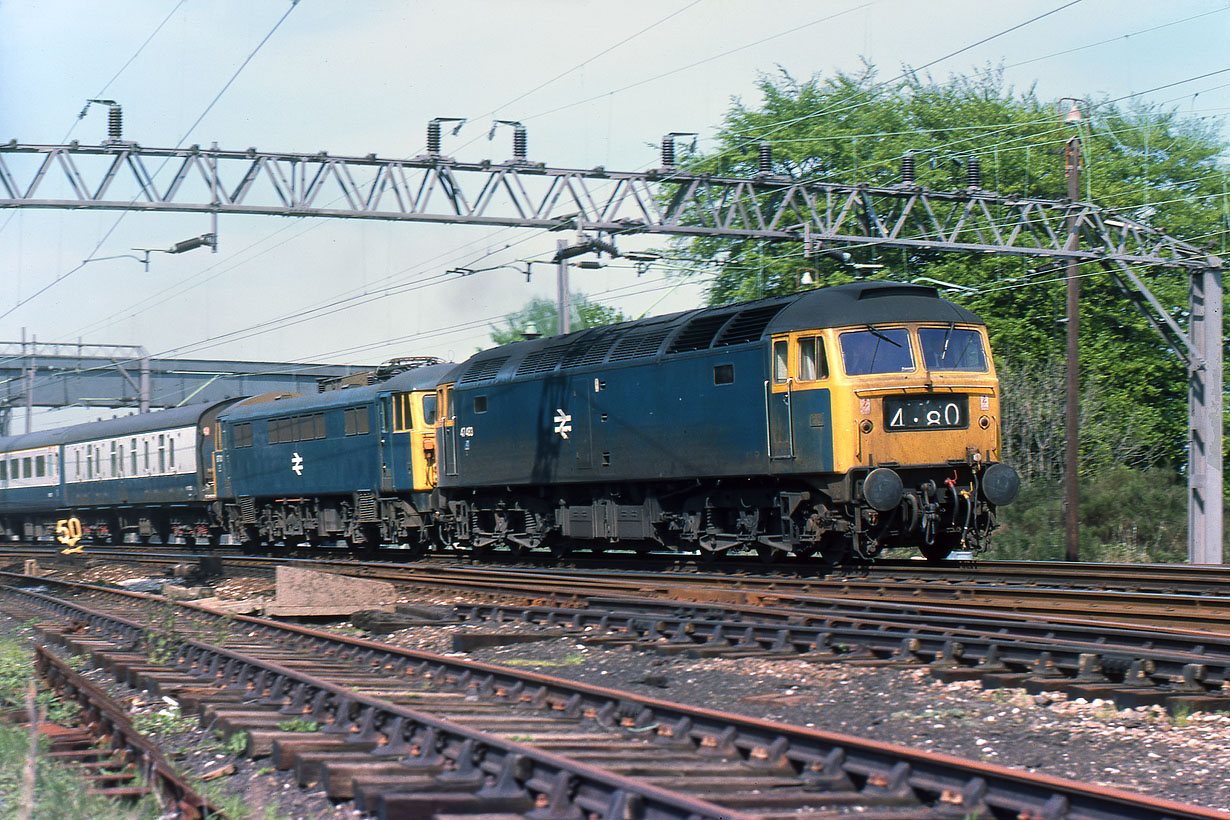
[{"x1": 436, "y1": 282, "x2": 1017, "y2": 561}]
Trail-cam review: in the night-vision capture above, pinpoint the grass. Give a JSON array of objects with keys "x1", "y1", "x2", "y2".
[{"x1": 0, "y1": 630, "x2": 164, "y2": 819}]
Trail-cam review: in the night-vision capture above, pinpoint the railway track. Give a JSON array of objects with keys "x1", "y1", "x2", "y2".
[
  {"x1": 2, "y1": 573, "x2": 1225, "y2": 820},
  {"x1": 10, "y1": 544, "x2": 1230, "y2": 631}
]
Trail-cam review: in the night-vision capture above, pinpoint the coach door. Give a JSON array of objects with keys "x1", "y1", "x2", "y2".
[{"x1": 766, "y1": 336, "x2": 794, "y2": 459}]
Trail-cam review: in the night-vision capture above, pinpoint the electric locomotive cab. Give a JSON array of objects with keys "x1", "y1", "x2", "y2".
[{"x1": 769, "y1": 311, "x2": 1018, "y2": 559}]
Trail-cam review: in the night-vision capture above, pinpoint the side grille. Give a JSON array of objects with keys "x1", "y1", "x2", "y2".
[
  {"x1": 355, "y1": 491, "x2": 379, "y2": 522},
  {"x1": 238, "y1": 496, "x2": 257, "y2": 524}
]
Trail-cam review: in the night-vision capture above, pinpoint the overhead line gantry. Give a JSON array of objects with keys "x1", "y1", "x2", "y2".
[{"x1": 0, "y1": 137, "x2": 1220, "y2": 563}]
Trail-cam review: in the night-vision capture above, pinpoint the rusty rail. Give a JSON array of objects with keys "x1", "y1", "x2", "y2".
[{"x1": 1, "y1": 576, "x2": 1227, "y2": 820}]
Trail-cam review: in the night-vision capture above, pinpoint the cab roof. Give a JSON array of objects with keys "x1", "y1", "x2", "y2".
[{"x1": 447, "y1": 281, "x2": 983, "y2": 387}]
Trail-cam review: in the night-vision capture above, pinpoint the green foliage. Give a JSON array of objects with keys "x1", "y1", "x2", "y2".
[
  {"x1": 986, "y1": 467, "x2": 1198, "y2": 562},
  {"x1": 0, "y1": 638, "x2": 79, "y2": 726},
  {"x1": 489, "y1": 294, "x2": 627, "y2": 346},
  {"x1": 275, "y1": 717, "x2": 319, "y2": 733},
  {"x1": 131, "y1": 704, "x2": 197, "y2": 736},
  {"x1": 0, "y1": 724, "x2": 164, "y2": 819},
  {"x1": 218, "y1": 729, "x2": 248, "y2": 755},
  {"x1": 146, "y1": 602, "x2": 183, "y2": 665},
  {"x1": 678, "y1": 63, "x2": 1228, "y2": 473}
]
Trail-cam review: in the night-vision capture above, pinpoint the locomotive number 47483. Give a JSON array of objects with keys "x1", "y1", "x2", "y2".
[{"x1": 883, "y1": 395, "x2": 967, "y2": 430}]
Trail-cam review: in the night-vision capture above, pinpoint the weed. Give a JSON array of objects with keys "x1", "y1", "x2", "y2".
[
  {"x1": 204, "y1": 612, "x2": 236, "y2": 648},
  {"x1": 276, "y1": 717, "x2": 319, "y2": 732},
  {"x1": 220, "y1": 730, "x2": 248, "y2": 755},
  {"x1": 131, "y1": 704, "x2": 197, "y2": 736},
  {"x1": 0, "y1": 721, "x2": 163, "y2": 818},
  {"x1": 1171, "y1": 700, "x2": 1193, "y2": 727},
  {"x1": 507, "y1": 735, "x2": 535, "y2": 742},
  {"x1": 255, "y1": 766, "x2": 276, "y2": 776},
  {"x1": 147, "y1": 601, "x2": 184, "y2": 665}
]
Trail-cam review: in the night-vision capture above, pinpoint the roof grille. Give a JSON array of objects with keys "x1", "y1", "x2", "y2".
[
  {"x1": 608, "y1": 329, "x2": 671, "y2": 362},
  {"x1": 562, "y1": 336, "x2": 617, "y2": 369},
  {"x1": 667, "y1": 312, "x2": 734, "y2": 354},
  {"x1": 516, "y1": 347, "x2": 566, "y2": 377},
  {"x1": 714, "y1": 304, "x2": 787, "y2": 346},
  {"x1": 458, "y1": 356, "x2": 508, "y2": 384}
]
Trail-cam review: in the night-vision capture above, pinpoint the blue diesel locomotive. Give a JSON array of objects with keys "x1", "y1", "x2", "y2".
[{"x1": 0, "y1": 281, "x2": 1019, "y2": 563}]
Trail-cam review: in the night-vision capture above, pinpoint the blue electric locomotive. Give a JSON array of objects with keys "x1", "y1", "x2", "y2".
[{"x1": 211, "y1": 361, "x2": 453, "y2": 551}]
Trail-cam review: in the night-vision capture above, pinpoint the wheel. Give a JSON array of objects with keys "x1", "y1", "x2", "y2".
[{"x1": 920, "y1": 535, "x2": 961, "y2": 562}]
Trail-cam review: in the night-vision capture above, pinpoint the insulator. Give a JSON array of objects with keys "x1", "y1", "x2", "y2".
[
  {"x1": 901, "y1": 153, "x2": 916, "y2": 184},
  {"x1": 427, "y1": 120, "x2": 442, "y2": 154},
  {"x1": 966, "y1": 155, "x2": 982, "y2": 189},
  {"x1": 661, "y1": 135, "x2": 675, "y2": 168},
  {"x1": 513, "y1": 126, "x2": 527, "y2": 160},
  {"x1": 107, "y1": 106, "x2": 122, "y2": 141},
  {"x1": 757, "y1": 141, "x2": 772, "y2": 175}
]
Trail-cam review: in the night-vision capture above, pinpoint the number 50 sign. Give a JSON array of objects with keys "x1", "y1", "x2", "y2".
[{"x1": 56, "y1": 517, "x2": 83, "y2": 553}]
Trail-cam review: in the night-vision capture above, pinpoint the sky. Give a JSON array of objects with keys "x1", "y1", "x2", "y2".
[{"x1": 0, "y1": 0, "x2": 1227, "y2": 429}]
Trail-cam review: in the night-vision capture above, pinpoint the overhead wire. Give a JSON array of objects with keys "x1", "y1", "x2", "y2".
[
  {"x1": 15, "y1": 0, "x2": 1223, "y2": 374},
  {"x1": 0, "y1": 0, "x2": 192, "y2": 243},
  {"x1": 0, "y1": 0, "x2": 301, "y2": 324}
]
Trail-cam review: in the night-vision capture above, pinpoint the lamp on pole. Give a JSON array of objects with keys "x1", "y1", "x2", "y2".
[{"x1": 551, "y1": 234, "x2": 620, "y2": 335}]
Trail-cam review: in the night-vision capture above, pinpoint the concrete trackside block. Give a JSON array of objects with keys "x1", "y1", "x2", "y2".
[{"x1": 265, "y1": 566, "x2": 397, "y2": 617}]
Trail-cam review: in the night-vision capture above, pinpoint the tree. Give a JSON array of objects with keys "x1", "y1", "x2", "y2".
[
  {"x1": 489, "y1": 294, "x2": 627, "y2": 346},
  {"x1": 673, "y1": 64, "x2": 1228, "y2": 471}
]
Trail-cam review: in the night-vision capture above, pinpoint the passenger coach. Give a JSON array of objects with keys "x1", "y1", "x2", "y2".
[{"x1": 0, "y1": 401, "x2": 237, "y2": 545}]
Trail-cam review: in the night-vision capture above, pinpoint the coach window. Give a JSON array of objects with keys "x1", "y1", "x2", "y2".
[
  {"x1": 422, "y1": 394, "x2": 437, "y2": 426},
  {"x1": 131, "y1": 439, "x2": 138, "y2": 474},
  {"x1": 169, "y1": 438, "x2": 176, "y2": 469},
  {"x1": 473, "y1": 395, "x2": 488, "y2": 414},
  {"x1": 158, "y1": 435, "x2": 166, "y2": 473},
  {"x1": 0, "y1": 461, "x2": 6, "y2": 481},
  {"x1": 144, "y1": 440, "x2": 151, "y2": 471},
  {"x1": 110, "y1": 442, "x2": 118, "y2": 476},
  {"x1": 22, "y1": 458, "x2": 31, "y2": 478},
  {"x1": 772, "y1": 339, "x2": 789, "y2": 383},
  {"x1": 36, "y1": 456, "x2": 45, "y2": 477},
  {"x1": 798, "y1": 336, "x2": 828, "y2": 381}
]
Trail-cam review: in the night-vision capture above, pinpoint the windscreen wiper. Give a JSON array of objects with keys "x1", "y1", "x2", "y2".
[{"x1": 866, "y1": 324, "x2": 902, "y2": 347}]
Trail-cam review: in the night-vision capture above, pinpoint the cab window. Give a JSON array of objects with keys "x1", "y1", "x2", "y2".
[
  {"x1": 422, "y1": 394, "x2": 438, "y2": 426},
  {"x1": 797, "y1": 336, "x2": 827, "y2": 381},
  {"x1": 838, "y1": 327, "x2": 914, "y2": 375},
  {"x1": 918, "y1": 327, "x2": 988, "y2": 372},
  {"x1": 772, "y1": 339, "x2": 789, "y2": 383}
]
